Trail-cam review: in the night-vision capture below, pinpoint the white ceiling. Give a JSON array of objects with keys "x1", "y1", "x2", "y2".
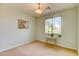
[
  {"x1": 0, "y1": 3, "x2": 78, "y2": 17},
  {"x1": 19, "y1": 3, "x2": 78, "y2": 17}
]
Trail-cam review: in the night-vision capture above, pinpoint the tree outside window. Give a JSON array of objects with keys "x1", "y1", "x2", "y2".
[{"x1": 45, "y1": 17, "x2": 61, "y2": 35}]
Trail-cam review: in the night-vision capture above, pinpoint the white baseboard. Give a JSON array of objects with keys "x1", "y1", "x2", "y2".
[
  {"x1": 0, "y1": 39, "x2": 34, "y2": 52},
  {"x1": 0, "y1": 39, "x2": 77, "y2": 53},
  {"x1": 36, "y1": 39, "x2": 77, "y2": 51}
]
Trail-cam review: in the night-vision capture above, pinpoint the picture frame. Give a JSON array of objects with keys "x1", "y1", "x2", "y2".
[{"x1": 18, "y1": 19, "x2": 29, "y2": 29}]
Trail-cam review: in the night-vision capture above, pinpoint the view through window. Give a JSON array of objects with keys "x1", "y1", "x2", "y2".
[{"x1": 45, "y1": 17, "x2": 61, "y2": 35}]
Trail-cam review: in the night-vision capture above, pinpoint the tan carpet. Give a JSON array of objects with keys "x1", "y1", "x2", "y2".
[{"x1": 0, "y1": 41, "x2": 77, "y2": 56}]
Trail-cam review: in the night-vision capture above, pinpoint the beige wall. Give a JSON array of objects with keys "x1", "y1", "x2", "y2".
[
  {"x1": 36, "y1": 7, "x2": 78, "y2": 50},
  {"x1": 0, "y1": 4, "x2": 36, "y2": 51}
]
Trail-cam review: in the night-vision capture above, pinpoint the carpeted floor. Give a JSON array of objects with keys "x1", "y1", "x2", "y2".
[{"x1": 0, "y1": 41, "x2": 77, "y2": 56}]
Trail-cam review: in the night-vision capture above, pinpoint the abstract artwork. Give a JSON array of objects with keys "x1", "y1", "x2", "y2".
[{"x1": 18, "y1": 19, "x2": 29, "y2": 29}]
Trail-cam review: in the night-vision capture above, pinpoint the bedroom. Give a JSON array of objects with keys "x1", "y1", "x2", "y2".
[{"x1": 0, "y1": 3, "x2": 78, "y2": 56}]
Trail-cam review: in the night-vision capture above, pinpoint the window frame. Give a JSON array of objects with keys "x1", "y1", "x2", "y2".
[{"x1": 45, "y1": 16, "x2": 62, "y2": 35}]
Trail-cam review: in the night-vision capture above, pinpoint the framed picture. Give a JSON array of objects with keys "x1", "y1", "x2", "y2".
[{"x1": 18, "y1": 19, "x2": 29, "y2": 29}]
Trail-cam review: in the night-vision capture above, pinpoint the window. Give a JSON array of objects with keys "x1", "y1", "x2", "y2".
[{"x1": 45, "y1": 17, "x2": 61, "y2": 35}]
